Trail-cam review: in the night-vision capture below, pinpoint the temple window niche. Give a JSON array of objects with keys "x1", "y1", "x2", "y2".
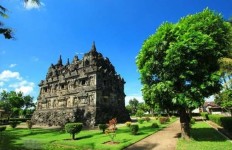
[
  {"x1": 85, "y1": 59, "x2": 89, "y2": 66},
  {"x1": 43, "y1": 87, "x2": 47, "y2": 93},
  {"x1": 81, "y1": 79, "x2": 86, "y2": 86}
]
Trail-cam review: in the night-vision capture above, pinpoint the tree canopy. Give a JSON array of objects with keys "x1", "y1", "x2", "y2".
[
  {"x1": 136, "y1": 8, "x2": 232, "y2": 139},
  {"x1": 0, "y1": 90, "x2": 35, "y2": 118}
]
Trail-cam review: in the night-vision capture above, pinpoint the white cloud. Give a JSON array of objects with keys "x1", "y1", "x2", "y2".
[
  {"x1": 15, "y1": 86, "x2": 34, "y2": 95},
  {"x1": 24, "y1": 0, "x2": 45, "y2": 10},
  {"x1": 9, "y1": 80, "x2": 35, "y2": 95},
  {"x1": 0, "y1": 70, "x2": 35, "y2": 95},
  {"x1": 125, "y1": 95, "x2": 144, "y2": 105},
  {"x1": 0, "y1": 70, "x2": 22, "y2": 81},
  {"x1": 9, "y1": 64, "x2": 17, "y2": 68}
]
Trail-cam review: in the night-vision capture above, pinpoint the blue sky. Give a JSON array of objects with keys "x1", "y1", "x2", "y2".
[{"x1": 0, "y1": 0, "x2": 232, "y2": 105}]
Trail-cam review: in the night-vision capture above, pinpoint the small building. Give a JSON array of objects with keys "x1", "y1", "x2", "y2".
[
  {"x1": 203, "y1": 101, "x2": 223, "y2": 115},
  {"x1": 32, "y1": 43, "x2": 130, "y2": 127}
]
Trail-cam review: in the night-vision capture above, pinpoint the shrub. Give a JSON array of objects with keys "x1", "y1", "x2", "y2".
[
  {"x1": 190, "y1": 118, "x2": 195, "y2": 124},
  {"x1": 151, "y1": 122, "x2": 159, "y2": 128},
  {"x1": 10, "y1": 118, "x2": 29, "y2": 122},
  {"x1": 200, "y1": 112, "x2": 209, "y2": 120},
  {"x1": 208, "y1": 115, "x2": 223, "y2": 126},
  {"x1": 26, "y1": 120, "x2": 34, "y2": 130},
  {"x1": 159, "y1": 117, "x2": 169, "y2": 124},
  {"x1": 105, "y1": 118, "x2": 117, "y2": 143},
  {"x1": 171, "y1": 116, "x2": 176, "y2": 119},
  {"x1": 0, "y1": 126, "x2": 6, "y2": 132},
  {"x1": 65, "y1": 123, "x2": 83, "y2": 140},
  {"x1": 145, "y1": 117, "x2": 151, "y2": 122},
  {"x1": 130, "y1": 124, "x2": 139, "y2": 135},
  {"x1": 138, "y1": 118, "x2": 144, "y2": 124},
  {"x1": 125, "y1": 121, "x2": 132, "y2": 127},
  {"x1": 208, "y1": 115, "x2": 232, "y2": 132},
  {"x1": 9, "y1": 121, "x2": 21, "y2": 128},
  {"x1": 98, "y1": 124, "x2": 108, "y2": 133},
  {"x1": 136, "y1": 110, "x2": 144, "y2": 118}
]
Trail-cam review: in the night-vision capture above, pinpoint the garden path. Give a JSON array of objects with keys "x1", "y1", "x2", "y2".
[{"x1": 124, "y1": 120, "x2": 181, "y2": 150}]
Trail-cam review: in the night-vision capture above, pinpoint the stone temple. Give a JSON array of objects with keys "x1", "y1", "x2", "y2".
[{"x1": 31, "y1": 43, "x2": 130, "y2": 127}]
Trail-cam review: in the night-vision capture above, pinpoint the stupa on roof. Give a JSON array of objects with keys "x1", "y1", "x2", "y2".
[{"x1": 31, "y1": 42, "x2": 130, "y2": 127}]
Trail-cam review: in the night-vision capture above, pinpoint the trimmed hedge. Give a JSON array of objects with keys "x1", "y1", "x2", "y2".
[
  {"x1": 130, "y1": 124, "x2": 139, "y2": 135},
  {"x1": 9, "y1": 121, "x2": 21, "y2": 128},
  {"x1": 208, "y1": 115, "x2": 223, "y2": 126},
  {"x1": 98, "y1": 124, "x2": 108, "y2": 133},
  {"x1": 144, "y1": 117, "x2": 151, "y2": 122},
  {"x1": 125, "y1": 121, "x2": 132, "y2": 127},
  {"x1": 190, "y1": 118, "x2": 196, "y2": 124},
  {"x1": 138, "y1": 119, "x2": 144, "y2": 124},
  {"x1": 221, "y1": 117, "x2": 232, "y2": 132},
  {"x1": 65, "y1": 123, "x2": 83, "y2": 140},
  {"x1": 151, "y1": 122, "x2": 159, "y2": 128},
  {"x1": 208, "y1": 114, "x2": 232, "y2": 132}
]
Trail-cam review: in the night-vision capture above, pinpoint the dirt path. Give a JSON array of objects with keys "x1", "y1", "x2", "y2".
[{"x1": 124, "y1": 120, "x2": 181, "y2": 150}]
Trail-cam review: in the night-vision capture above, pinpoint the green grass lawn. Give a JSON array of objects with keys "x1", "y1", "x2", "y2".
[
  {"x1": 0, "y1": 118, "x2": 176, "y2": 150},
  {"x1": 176, "y1": 121, "x2": 232, "y2": 150}
]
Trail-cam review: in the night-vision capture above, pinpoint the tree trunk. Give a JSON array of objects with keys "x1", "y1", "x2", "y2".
[
  {"x1": 151, "y1": 107, "x2": 154, "y2": 117},
  {"x1": 72, "y1": 133, "x2": 75, "y2": 140},
  {"x1": 179, "y1": 107, "x2": 190, "y2": 140}
]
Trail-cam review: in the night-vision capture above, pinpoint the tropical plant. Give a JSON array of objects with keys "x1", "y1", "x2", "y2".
[
  {"x1": 105, "y1": 118, "x2": 117, "y2": 143},
  {"x1": 0, "y1": 0, "x2": 40, "y2": 39}
]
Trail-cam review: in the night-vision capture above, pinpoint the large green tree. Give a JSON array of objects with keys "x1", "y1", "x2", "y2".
[
  {"x1": 0, "y1": 0, "x2": 40, "y2": 39},
  {"x1": 129, "y1": 98, "x2": 139, "y2": 115},
  {"x1": 215, "y1": 89, "x2": 232, "y2": 116},
  {"x1": 0, "y1": 90, "x2": 35, "y2": 119},
  {"x1": 214, "y1": 18, "x2": 232, "y2": 115},
  {"x1": 136, "y1": 8, "x2": 232, "y2": 139}
]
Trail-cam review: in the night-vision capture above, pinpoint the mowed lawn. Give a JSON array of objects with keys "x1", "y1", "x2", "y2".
[
  {"x1": 177, "y1": 121, "x2": 232, "y2": 150},
  {"x1": 0, "y1": 118, "x2": 176, "y2": 150}
]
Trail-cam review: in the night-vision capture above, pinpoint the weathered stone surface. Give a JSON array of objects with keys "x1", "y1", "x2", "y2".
[{"x1": 32, "y1": 42, "x2": 130, "y2": 127}]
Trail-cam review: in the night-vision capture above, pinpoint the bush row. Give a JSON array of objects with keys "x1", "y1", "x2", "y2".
[
  {"x1": 206, "y1": 114, "x2": 232, "y2": 132},
  {"x1": 0, "y1": 118, "x2": 30, "y2": 123}
]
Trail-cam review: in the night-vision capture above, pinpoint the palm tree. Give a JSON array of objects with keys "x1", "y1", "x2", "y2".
[{"x1": 0, "y1": 0, "x2": 40, "y2": 39}]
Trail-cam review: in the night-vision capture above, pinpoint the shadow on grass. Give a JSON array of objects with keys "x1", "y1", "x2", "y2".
[
  {"x1": 191, "y1": 127, "x2": 227, "y2": 141},
  {"x1": 0, "y1": 131, "x2": 25, "y2": 150},
  {"x1": 75, "y1": 135, "x2": 93, "y2": 140},
  {"x1": 0, "y1": 128, "x2": 62, "y2": 150}
]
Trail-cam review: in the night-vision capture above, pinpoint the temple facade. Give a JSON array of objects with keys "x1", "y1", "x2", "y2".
[{"x1": 31, "y1": 43, "x2": 130, "y2": 127}]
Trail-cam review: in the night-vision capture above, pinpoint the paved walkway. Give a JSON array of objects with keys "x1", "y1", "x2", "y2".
[{"x1": 124, "y1": 120, "x2": 181, "y2": 150}]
